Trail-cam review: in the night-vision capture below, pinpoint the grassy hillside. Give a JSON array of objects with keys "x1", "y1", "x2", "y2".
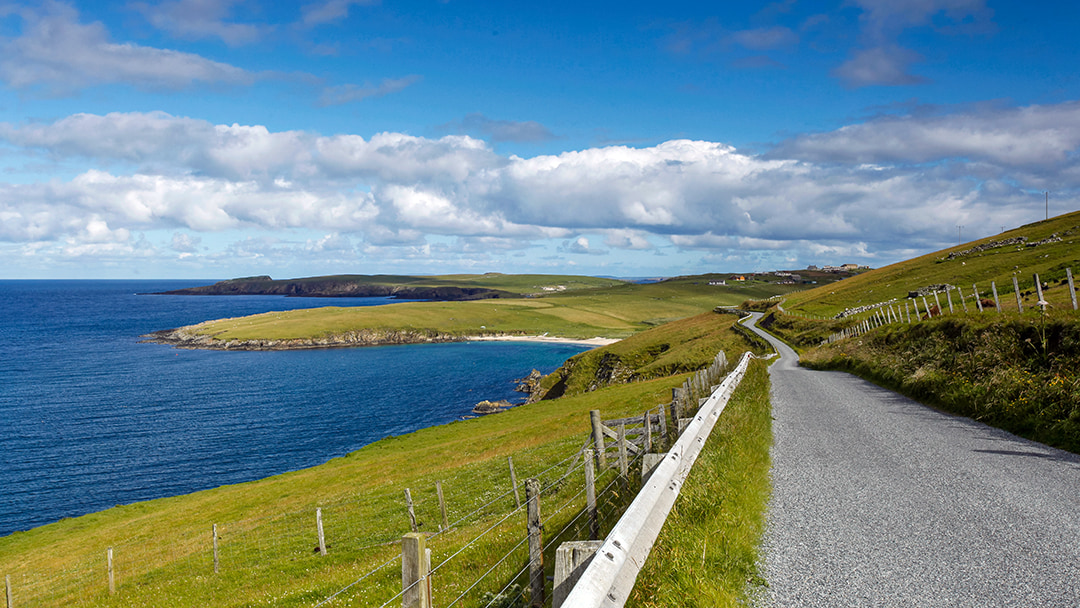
[
  {"x1": 782, "y1": 211, "x2": 1080, "y2": 317},
  {"x1": 0, "y1": 312, "x2": 770, "y2": 607},
  {"x1": 169, "y1": 275, "x2": 805, "y2": 344}
]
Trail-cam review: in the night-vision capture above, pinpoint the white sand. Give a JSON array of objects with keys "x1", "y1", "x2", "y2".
[{"x1": 463, "y1": 334, "x2": 619, "y2": 347}]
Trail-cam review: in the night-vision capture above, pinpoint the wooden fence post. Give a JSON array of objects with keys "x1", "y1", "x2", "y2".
[
  {"x1": 508, "y1": 456, "x2": 522, "y2": 509},
  {"x1": 5, "y1": 574, "x2": 11, "y2": 608},
  {"x1": 107, "y1": 547, "x2": 115, "y2": 595},
  {"x1": 974, "y1": 284, "x2": 984, "y2": 312},
  {"x1": 905, "y1": 301, "x2": 911, "y2": 323},
  {"x1": 657, "y1": 405, "x2": 668, "y2": 446},
  {"x1": 958, "y1": 286, "x2": 968, "y2": 312},
  {"x1": 589, "y1": 411, "x2": 607, "y2": 470},
  {"x1": 525, "y1": 479, "x2": 545, "y2": 608},
  {"x1": 404, "y1": 489, "x2": 418, "y2": 533},
  {"x1": 617, "y1": 424, "x2": 628, "y2": 481},
  {"x1": 933, "y1": 292, "x2": 942, "y2": 315},
  {"x1": 991, "y1": 281, "x2": 1001, "y2": 312},
  {"x1": 922, "y1": 296, "x2": 932, "y2": 318},
  {"x1": 436, "y1": 481, "x2": 449, "y2": 533},
  {"x1": 913, "y1": 298, "x2": 921, "y2": 320},
  {"x1": 1013, "y1": 276, "x2": 1023, "y2": 312},
  {"x1": 946, "y1": 287, "x2": 955, "y2": 314},
  {"x1": 553, "y1": 541, "x2": 603, "y2": 608},
  {"x1": 316, "y1": 508, "x2": 327, "y2": 556},
  {"x1": 212, "y1": 524, "x2": 219, "y2": 574},
  {"x1": 401, "y1": 533, "x2": 431, "y2": 608},
  {"x1": 584, "y1": 449, "x2": 598, "y2": 540},
  {"x1": 1034, "y1": 273, "x2": 1045, "y2": 309},
  {"x1": 643, "y1": 412, "x2": 652, "y2": 453},
  {"x1": 1068, "y1": 268, "x2": 1078, "y2": 310}
]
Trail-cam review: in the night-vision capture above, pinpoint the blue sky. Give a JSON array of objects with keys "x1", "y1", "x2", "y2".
[{"x1": 1, "y1": 0, "x2": 1079, "y2": 279}]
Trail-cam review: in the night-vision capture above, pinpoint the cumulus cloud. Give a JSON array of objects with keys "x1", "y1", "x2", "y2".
[
  {"x1": 731, "y1": 26, "x2": 797, "y2": 50},
  {"x1": 132, "y1": 0, "x2": 268, "y2": 46},
  {"x1": 319, "y1": 75, "x2": 422, "y2": 106},
  {"x1": 0, "y1": 2, "x2": 253, "y2": 94},
  {"x1": 769, "y1": 101, "x2": 1080, "y2": 167},
  {"x1": 1, "y1": 103, "x2": 1076, "y2": 270}
]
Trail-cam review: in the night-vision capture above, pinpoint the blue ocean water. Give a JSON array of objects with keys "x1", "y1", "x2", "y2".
[{"x1": 0, "y1": 281, "x2": 588, "y2": 536}]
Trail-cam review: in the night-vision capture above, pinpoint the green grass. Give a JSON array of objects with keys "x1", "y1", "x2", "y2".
[
  {"x1": 782, "y1": 211, "x2": 1080, "y2": 318},
  {"x1": 627, "y1": 360, "x2": 773, "y2": 608},
  {"x1": 180, "y1": 276, "x2": 804, "y2": 344},
  {"x1": 0, "y1": 312, "x2": 767, "y2": 607},
  {"x1": 800, "y1": 311, "x2": 1080, "y2": 454}
]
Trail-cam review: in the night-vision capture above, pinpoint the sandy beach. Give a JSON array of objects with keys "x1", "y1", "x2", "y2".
[{"x1": 463, "y1": 334, "x2": 620, "y2": 347}]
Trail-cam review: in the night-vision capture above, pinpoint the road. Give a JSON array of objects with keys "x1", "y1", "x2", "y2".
[{"x1": 742, "y1": 313, "x2": 1080, "y2": 607}]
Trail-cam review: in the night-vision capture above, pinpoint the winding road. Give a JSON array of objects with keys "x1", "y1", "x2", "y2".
[{"x1": 742, "y1": 313, "x2": 1080, "y2": 607}]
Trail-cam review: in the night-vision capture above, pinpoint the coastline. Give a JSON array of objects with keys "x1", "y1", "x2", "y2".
[{"x1": 142, "y1": 326, "x2": 619, "y2": 351}]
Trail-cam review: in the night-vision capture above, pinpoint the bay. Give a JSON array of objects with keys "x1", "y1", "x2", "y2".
[{"x1": 0, "y1": 280, "x2": 587, "y2": 536}]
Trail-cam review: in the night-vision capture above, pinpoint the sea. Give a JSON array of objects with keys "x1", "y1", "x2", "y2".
[{"x1": 0, "y1": 280, "x2": 589, "y2": 537}]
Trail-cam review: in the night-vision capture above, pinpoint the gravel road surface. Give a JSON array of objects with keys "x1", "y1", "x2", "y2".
[{"x1": 743, "y1": 313, "x2": 1080, "y2": 607}]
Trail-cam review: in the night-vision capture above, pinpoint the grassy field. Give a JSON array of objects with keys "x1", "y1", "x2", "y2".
[
  {"x1": 628, "y1": 360, "x2": 772, "y2": 608},
  {"x1": 0, "y1": 311, "x2": 770, "y2": 607},
  {"x1": 781, "y1": 211, "x2": 1080, "y2": 318},
  {"x1": 176, "y1": 275, "x2": 805, "y2": 344}
]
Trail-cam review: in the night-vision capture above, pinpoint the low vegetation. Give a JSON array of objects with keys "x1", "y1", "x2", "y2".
[
  {"x1": 168, "y1": 275, "x2": 805, "y2": 344},
  {"x1": 0, "y1": 312, "x2": 771, "y2": 607},
  {"x1": 628, "y1": 360, "x2": 772, "y2": 608},
  {"x1": 801, "y1": 311, "x2": 1080, "y2": 454}
]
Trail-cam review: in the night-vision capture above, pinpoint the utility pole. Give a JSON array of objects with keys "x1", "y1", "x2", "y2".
[{"x1": 1046, "y1": 191, "x2": 1049, "y2": 220}]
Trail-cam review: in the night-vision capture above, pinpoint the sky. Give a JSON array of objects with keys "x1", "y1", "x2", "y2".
[{"x1": 1, "y1": 0, "x2": 1079, "y2": 280}]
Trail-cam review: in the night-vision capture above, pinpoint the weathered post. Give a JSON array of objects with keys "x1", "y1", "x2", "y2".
[
  {"x1": 933, "y1": 292, "x2": 942, "y2": 315},
  {"x1": 589, "y1": 410, "x2": 607, "y2": 470},
  {"x1": 583, "y1": 449, "x2": 598, "y2": 540},
  {"x1": 617, "y1": 424, "x2": 628, "y2": 480},
  {"x1": 436, "y1": 481, "x2": 449, "y2": 533},
  {"x1": 508, "y1": 456, "x2": 522, "y2": 509},
  {"x1": 905, "y1": 300, "x2": 911, "y2": 323},
  {"x1": 974, "y1": 284, "x2": 984, "y2": 312},
  {"x1": 213, "y1": 524, "x2": 220, "y2": 574},
  {"x1": 946, "y1": 287, "x2": 955, "y2": 314},
  {"x1": 107, "y1": 547, "x2": 115, "y2": 595},
  {"x1": 316, "y1": 508, "x2": 327, "y2": 556},
  {"x1": 553, "y1": 541, "x2": 603, "y2": 608},
  {"x1": 958, "y1": 286, "x2": 968, "y2": 312},
  {"x1": 1013, "y1": 276, "x2": 1023, "y2": 312},
  {"x1": 922, "y1": 296, "x2": 932, "y2": 318},
  {"x1": 657, "y1": 405, "x2": 668, "y2": 446},
  {"x1": 5, "y1": 574, "x2": 11, "y2": 608},
  {"x1": 404, "y1": 489, "x2": 418, "y2": 533},
  {"x1": 1034, "y1": 273, "x2": 1045, "y2": 310},
  {"x1": 525, "y1": 479, "x2": 545, "y2": 608},
  {"x1": 913, "y1": 297, "x2": 922, "y2": 320},
  {"x1": 643, "y1": 412, "x2": 652, "y2": 453},
  {"x1": 401, "y1": 533, "x2": 431, "y2": 608},
  {"x1": 1068, "y1": 268, "x2": 1078, "y2": 310},
  {"x1": 991, "y1": 281, "x2": 1001, "y2": 312}
]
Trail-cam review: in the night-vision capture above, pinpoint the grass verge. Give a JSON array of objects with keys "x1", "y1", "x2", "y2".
[{"x1": 627, "y1": 360, "x2": 772, "y2": 607}]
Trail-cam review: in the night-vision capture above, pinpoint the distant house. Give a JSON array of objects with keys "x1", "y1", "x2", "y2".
[
  {"x1": 806, "y1": 264, "x2": 820, "y2": 271},
  {"x1": 840, "y1": 263, "x2": 860, "y2": 271},
  {"x1": 730, "y1": 275, "x2": 747, "y2": 282},
  {"x1": 709, "y1": 280, "x2": 727, "y2": 286}
]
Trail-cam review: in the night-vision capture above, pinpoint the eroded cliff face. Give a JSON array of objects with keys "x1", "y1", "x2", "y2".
[
  {"x1": 141, "y1": 327, "x2": 469, "y2": 350},
  {"x1": 156, "y1": 277, "x2": 516, "y2": 301}
]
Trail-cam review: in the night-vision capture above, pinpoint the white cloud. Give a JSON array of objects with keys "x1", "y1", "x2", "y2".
[
  {"x1": 1, "y1": 103, "x2": 1077, "y2": 272},
  {"x1": 300, "y1": 0, "x2": 380, "y2": 27},
  {"x1": 731, "y1": 26, "x2": 797, "y2": 50},
  {"x1": 132, "y1": 0, "x2": 268, "y2": 46},
  {"x1": 444, "y1": 113, "x2": 557, "y2": 143},
  {"x1": 832, "y1": 46, "x2": 926, "y2": 87},
  {"x1": 319, "y1": 75, "x2": 422, "y2": 106},
  {"x1": 0, "y1": 2, "x2": 253, "y2": 94}
]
